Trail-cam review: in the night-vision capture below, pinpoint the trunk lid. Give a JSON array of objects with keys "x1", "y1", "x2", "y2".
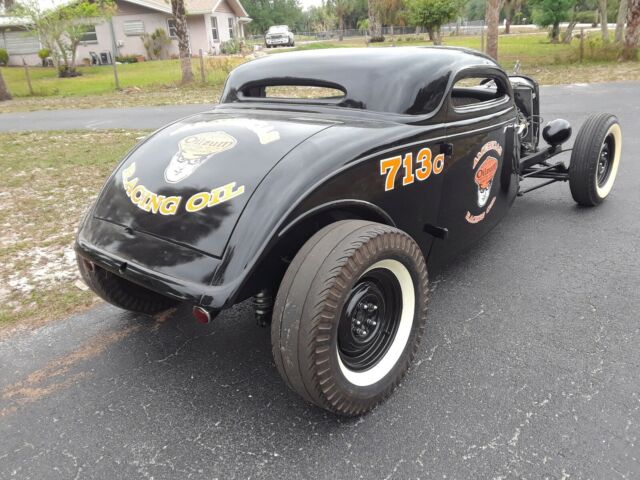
[{"x1": 93, "y1": 111, "x2": 333, "y2": 258}]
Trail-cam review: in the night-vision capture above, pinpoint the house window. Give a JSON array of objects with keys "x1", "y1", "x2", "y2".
[
  {"x1": 123, "y1": 20, "x2": 145, "y2": 36},
  {"x1": 228, "y1": 18, "x2": 234, "y2": 38},
  {"x1": 80, "y1": 25, "x2": 98, "y2": 43},
  {"x1": 210, "y1": 16, "x2": 219, "y2": 42},
  {"x1": 167, "y1": 18, "x2": 178, "y2": 38},
  {"x1": 2, "y1": 29, "x2": 40, "y2": 55}
]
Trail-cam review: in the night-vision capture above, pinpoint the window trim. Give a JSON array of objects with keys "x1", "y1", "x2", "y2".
[
  {"x1": 228, "y1": 17, "x2": 234, "y2": 39},
  {"x1": 448, "y1": 70, "x2": 512, "y2": 116},
  {"x1": 211, "y1": 16, "x2": 219, "y2": 42},
  {"x1": 79, "y1": 24, "x2": 98, "y2": 44}
]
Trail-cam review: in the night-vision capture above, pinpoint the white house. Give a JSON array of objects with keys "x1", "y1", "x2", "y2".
[{"x1": 0, "y1": 0, "x2": 251, "y2": 66}]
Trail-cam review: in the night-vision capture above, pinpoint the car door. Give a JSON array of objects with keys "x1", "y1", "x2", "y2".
[{"x1": 428, "y1": 68, "x2": 519, "y2": 266}]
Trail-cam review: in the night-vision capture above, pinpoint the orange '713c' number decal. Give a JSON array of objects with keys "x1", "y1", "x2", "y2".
[{"x1": 379, "y1": 147, "x2": 445, "y2": 191}]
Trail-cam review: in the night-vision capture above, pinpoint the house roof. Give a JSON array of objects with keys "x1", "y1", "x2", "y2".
[
  {"x1": 121, "y1": 0, "x2": 249, "y2": 17},
  {"x1": 0, "y1": 16, "x2": 30, "y2": 28}
]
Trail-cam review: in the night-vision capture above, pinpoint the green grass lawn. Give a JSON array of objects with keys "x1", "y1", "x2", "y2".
[
  {"x1": 1, "y1": 57, "x2": 242, "y2": 97},
  {"x1": 0, "y1": 31, "x2": 637, "y2": 112},
  {"x1": 0, "y1": 130, "x2": 147, "y2": 333}
]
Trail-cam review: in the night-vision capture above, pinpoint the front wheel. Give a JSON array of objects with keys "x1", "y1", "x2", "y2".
[
  {"x1": 569, "y1": 113, "x2": 622, "y2": 206},
  {"x1": 271, "y1": 221, "x2": 429, "y2": 416}
]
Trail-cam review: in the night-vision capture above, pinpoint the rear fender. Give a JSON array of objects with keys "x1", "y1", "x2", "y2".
[{"x1": 231, "y1": 200, "x2": 395, "y2": 303}]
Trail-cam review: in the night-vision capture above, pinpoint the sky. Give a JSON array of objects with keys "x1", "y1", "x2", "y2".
[{"x1": 298, "y1": 0, "x2": 324, "y2": 9}]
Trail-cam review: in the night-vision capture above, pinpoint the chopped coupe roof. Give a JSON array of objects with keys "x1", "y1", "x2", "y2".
[{"x1": 221, "y1": 47, "x2": 502, "y2": 116}]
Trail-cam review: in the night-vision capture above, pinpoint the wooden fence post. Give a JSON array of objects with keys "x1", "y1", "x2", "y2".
[
  {"x1": 579, "y1": 28, "x2": 585, "y2": 63},
  {"x1": 199, "y1": 49, "x2": 206, "y2": 84},
  {"x1": 22, "y1": 58, "x2": 34, "y2": 96}
]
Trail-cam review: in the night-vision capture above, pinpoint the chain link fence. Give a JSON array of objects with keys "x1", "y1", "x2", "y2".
[{"x1": 248, "y1": 20, "x2": 486, "y2": 43}]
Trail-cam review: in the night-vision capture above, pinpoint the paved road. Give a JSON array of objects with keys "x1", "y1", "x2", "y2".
[
  {"x1": 0, "y1": 103, "x2": 212, "y2": 132},
  {"x1": 1, "y1": 83, "x2": 640, "y2": 479},
  {"x1": 0, "y1": 82, "x2": 638, "y2": 132}
]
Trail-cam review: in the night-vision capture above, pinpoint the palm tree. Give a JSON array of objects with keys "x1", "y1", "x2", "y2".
[
  {"x1": 486, "y1": 0, "x2": 501, "y2": 60},
  {"x1": 170, "y1": 0, "x2": 194, "y2": 84},
  {"x1": 621, "y1": 0, "x2": 640, "y2": 59},
  {"x1": 0, "y1": 70, "x2": 11, "y2": 101},
  {"x1": 334, "y1": 0, "x2": 354, "y2": 41},
  {"x1": 616, "y1": 0, "x2": 629, "y2": 43}
]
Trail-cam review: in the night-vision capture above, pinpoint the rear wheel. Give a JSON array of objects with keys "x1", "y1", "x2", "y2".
[
  {"x1": 271, "y1": 220, "x2": 429, "y2": 415},
  {"x1": 569, "y1": 113, "x2": 622, "y2": 206},
  {"x1": 77, "y1": 256, "x2": 177, "y2": 315}
]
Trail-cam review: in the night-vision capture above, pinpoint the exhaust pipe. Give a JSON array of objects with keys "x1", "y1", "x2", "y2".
[{"x1": 192, "y1": 306, "x2": 218, "y2": 325}]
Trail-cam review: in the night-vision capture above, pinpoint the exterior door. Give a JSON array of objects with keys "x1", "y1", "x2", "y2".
[{"x1": 429, "y1": 68, "x2": 519, "y2": 266}]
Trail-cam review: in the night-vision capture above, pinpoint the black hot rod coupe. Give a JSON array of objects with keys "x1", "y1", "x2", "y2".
[{"x1": 76, "y1": 47, "x2": 622, "y2": 415}]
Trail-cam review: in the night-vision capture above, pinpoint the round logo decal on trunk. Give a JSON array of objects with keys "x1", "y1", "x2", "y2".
[{"x1": 164, "y1": 131, "x2": 237, "y2": 184}]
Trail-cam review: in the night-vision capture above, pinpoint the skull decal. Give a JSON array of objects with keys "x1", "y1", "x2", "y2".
[
  {"x1": 164, "y1": 131, "x2": 237, "y2": 184},
  {"x1": 474, "y1": 156, "x2": 498, "y2": 208}
]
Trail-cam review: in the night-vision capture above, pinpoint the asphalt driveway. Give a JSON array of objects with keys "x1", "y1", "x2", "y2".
[
  {"x1": 1, "y1": 82, "x2": 639, "y2": 479},
  {"x1": 0, "y1": 82, "x2": 639, "y2": 132}
]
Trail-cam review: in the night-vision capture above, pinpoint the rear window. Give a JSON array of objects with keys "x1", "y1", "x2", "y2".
[{"x1": 239, "y1": 81, "x2": 347, "y2": 105}]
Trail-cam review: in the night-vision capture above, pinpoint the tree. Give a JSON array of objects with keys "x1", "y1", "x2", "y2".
[
  {"x1": 616, "y1": 0, "x2": 629, "y2": 42},
  {"x1": 243, "y1": 0, "x2": 304, "y2": 35},
  {"x1": 0, "y1": 69, "x2": 11, "y2": 101},
  {"x1": 407, "y1": 0, "x2": 461, "y2": 45},
  {"x1": 14, "y1": 0, "x2": 113, "y2": 77},
  {"x1": 368, "y1": 0, "x2": 382, "y2": 40},
  {"x1": 486, "y1": 0, "x2": 501, "y2": 59},
  {"x1": 598, "y1": 0, "x2": 609, "y2": 39},
  {"x1": 621, "y1": 0, "x2": 640, "y2": 59},
  {"x1": 333, "y1": 0, "x2": 355, "y2": 40},
  {"x1": 531, "y1": 0, "x2": 575, "y2": 43},
  {"x1": 503, "y1": 0, "x2": 514, "y2": 34},
  {"x1": 170, "y1": 0, "x2": 193, "y2": 84}
]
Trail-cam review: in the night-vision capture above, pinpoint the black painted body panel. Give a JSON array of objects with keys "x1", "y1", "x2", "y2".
[{"x1": 76, "y1": 47, "x2": 522, "y2": 310}]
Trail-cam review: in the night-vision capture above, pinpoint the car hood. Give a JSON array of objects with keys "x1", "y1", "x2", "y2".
[{"x1": 93, "y1": 111, "x2": 333, "y2": 258}]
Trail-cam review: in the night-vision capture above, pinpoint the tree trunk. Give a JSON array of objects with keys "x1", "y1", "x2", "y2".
[
  {"x1": 505, "y1": 16, "x2": 512, "y2": 34},
  {"x1": 562, "y1": 20, "x2": 578, "y2": 43},
  {"x1": 339, "y1": 15, "x2": 344, "y2": 41},
  {"x1": 0, "y1": 69, "x2": 11, "y2": 101},
  {"x1": 368, "y1": 0, "x2": 381, "y2": 39},
  {"x1": 550, "y1": 21, "x2": 560, "y2": 43},
  {"x1": 599, "y1": 0, "x2": 609, "y2": 40},
  {"x1": 171, "y1": 0, "x2": 194, "y2": 84},
  {"x1": 486, "y1": 0, "x2": 500, "y2": 60},
  {"x1": 426, "y1": 26, "x2": 434, "y2": 42},
  {"x1": 434, "y1": 26, "x2": 442, "y2": 45},
  {"x1": 621, "y1": 0, "x2": 640, "y2": 59},
  {"x1": 616, "y1": 0, "x2": 629, "y2": 42}
]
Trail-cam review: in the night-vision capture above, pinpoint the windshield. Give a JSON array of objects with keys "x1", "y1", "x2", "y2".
[{"x1": 267, "y1": 26, "x2": 288, "y2": 34}]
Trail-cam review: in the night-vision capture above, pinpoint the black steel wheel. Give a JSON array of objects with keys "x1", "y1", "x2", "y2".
[
  {"x1": 569, "y1": 113, "x2": 622, "y2": 206},
  {"x1": 271, "y1": 220, "x2": 429, "y2": 416}
]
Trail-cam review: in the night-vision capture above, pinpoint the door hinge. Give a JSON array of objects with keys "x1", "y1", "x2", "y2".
[{"x1": 440, "y1": 143, "x2": 453, "y2": 158}]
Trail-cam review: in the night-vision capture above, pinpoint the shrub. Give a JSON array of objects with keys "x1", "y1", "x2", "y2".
[
  {"x1": 369, "y1": 35, "x2": 385, "y2": 43},
  {"x1": 115, "y1": 55, "x2": 138, "y2": 63},
  {"x1": 38, "y1": 48, "x2": 50, "y2": 60},
  {"x1": 220, "y1": 38, "x2": 241, "y2": 55},
  {"x1": 0, "y1": 48, "x2": 8, "y2": 66},
  {"x1": 575, "y1": 10, "x2": 597, "y2": 25},
  {"x1": 585, "y1": 36, "x2": 623, "y2": 62},
  {"x1": 142, "y1": 28, "x2": 171, "y2": 60}
]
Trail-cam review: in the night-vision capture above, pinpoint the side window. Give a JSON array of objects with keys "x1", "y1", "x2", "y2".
[
  {"x1": 451, "y1": 75, "x2": 508, "y2": 109},
  {"x1": 211, "y1": 16, "x2": 219, "y2": 42},
  {"x1": 167, "y1": 19, "x2": 178, "y2": 38}
]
